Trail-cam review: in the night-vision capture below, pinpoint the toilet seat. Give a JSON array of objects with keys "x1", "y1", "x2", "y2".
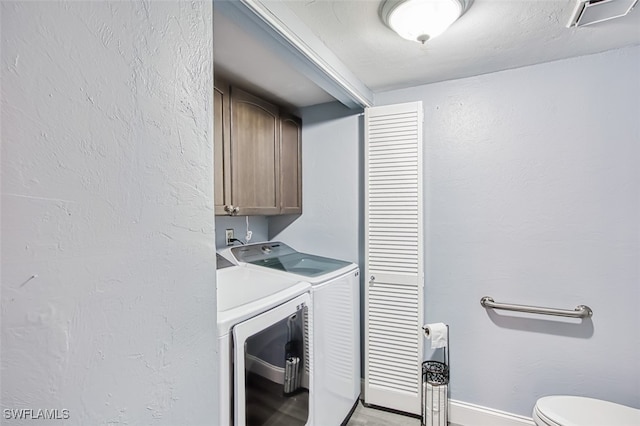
[{"x1": 534, "y1": 396, "x2": 640, "y2": 426}]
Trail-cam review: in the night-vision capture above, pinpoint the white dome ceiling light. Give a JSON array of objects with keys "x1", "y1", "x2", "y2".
[{"x1": 381, "y1": 0, "x2": 472, "y2": 44}]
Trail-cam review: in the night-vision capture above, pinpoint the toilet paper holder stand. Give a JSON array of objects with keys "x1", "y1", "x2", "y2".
[
  {"x1": 421, "y1": 325, "x2": 449, "y2": 426},
  {"x1": 422, "y1": 324, "x2": 449, "y2": 383}
]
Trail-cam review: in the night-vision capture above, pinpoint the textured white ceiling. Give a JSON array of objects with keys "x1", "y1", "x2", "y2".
[
  {"x1": 214, "y1": 0, "x2": 640, "y2": 107},
  {"x1": 284, "y1": 0, "x2": 640, "y2": 91}
]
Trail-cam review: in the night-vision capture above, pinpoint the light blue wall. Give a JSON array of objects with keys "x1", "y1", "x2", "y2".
[
  {"x1": 215, "y1": 215, "x2": 269, "y2": 249},
  {"x1": 213, "y1": 101, "x2": 363, "y2": 256},
  {"x1": 214, "y1": 103, "x2": 363, "y2": 257},
  {"x1": 269, "y1": 101, "x2": 363, "y2": 266},
  {"x1": 375, "y1": 46, "x2": 640, "y2": 416}
]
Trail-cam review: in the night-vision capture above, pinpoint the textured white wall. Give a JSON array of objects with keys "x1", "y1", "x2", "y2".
[
  {"x1": 375, "y1": 46, "x2": 640, "y2": 416},
  {"x1": 1, "y1": 2, "x2": 217, "y2": 424},
  {"x1": 269, "y1": 102, "x2": 363, "y2": 265}
]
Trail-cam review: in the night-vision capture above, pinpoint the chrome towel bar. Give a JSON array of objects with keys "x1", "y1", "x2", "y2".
[{"x1": 480, "y1": 296, "x2": 593, "y2": 318}]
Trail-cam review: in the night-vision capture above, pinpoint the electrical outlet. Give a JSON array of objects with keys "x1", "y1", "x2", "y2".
[{"x1": 225, "y1": 229, "x2": 234, "y2": 246}]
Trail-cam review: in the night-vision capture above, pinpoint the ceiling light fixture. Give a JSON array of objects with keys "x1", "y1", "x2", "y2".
[{"x1": 381, "y1": 0, "x2": 472, "y2": 44}]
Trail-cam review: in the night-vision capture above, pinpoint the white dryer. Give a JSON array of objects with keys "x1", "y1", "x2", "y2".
[
  {"x1": 221, "y1": 242, "x2": 361, "y2": 426},
  {"x1": 217, "y1": 257, "x2": 313, "y2": 426}
]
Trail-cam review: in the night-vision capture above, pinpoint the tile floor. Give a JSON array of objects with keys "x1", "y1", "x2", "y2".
[{"x1": 346, "y1": 401, "x2": 421, "y2": 426}]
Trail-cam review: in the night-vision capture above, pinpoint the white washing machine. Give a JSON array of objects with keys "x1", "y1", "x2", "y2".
[
  {"x1": 221, "y1": 242, "x2": 361, "y2": 426},
  {"x1": 217, "y1": 256, "x2": 313, "y2": 426}
]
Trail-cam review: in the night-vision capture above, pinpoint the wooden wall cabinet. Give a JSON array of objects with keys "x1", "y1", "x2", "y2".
[
  {"x1": 214, "y1": 80, "x2": 302, "y2": 216},
  {"x1": 279, "y1": 113, "x2": 302, "y2": 215},
  {"x1": 214, "y1": 78, "x2": 232, "y2": 215}
]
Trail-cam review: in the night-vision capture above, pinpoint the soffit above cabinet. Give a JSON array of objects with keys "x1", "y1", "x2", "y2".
[
  {"x1": 213, "y1": 0, "x2": 373, "y2": 110},
  {"x1": 214, "y1": 6, "x2": 334, "y2": 110}
]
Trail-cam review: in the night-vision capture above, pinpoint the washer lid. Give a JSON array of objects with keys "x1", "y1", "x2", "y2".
[
  {"x1": 535, "y1": 396, "x2": 640, "y2": 426},
  {"x1": 247, "y1": 252, "x2": 351, "y2": 277},
  {"x1": 229, "y1": 241, "x2": 353, "y2": 278}
]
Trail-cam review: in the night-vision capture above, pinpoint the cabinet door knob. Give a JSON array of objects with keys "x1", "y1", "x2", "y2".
[{"x1": 370, "y1": 275, "x2": 375, "y2": 282}]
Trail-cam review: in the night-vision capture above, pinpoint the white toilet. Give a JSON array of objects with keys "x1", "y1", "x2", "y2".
[{"x1": 533, "y1": 395, "x2": 640, "y2": 426}]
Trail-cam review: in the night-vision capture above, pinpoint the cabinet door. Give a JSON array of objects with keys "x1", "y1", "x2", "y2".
[
  {"x1": 230, "y1": 87, "x2": 280, "y2": 215},
  {"x1": 280, "y1": 114, "x2": 302, "y2": 214},
  {"x1": 214, "y1": 78, "x2": 231, "y2": 215}
]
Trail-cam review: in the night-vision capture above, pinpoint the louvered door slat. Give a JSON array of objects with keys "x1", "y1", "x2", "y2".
[{"x1": 364, "y1": 102, "x2": 423, "y2": 415}]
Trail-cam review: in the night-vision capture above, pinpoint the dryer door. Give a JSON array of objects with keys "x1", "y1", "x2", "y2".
[{"x1": 233, "y1": 293, "x2": 311, "y2": 426}]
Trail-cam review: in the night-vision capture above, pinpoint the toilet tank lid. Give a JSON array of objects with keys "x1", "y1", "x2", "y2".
[{"x1": 536, "y1": 396, "x2": 640, "y2": 426}]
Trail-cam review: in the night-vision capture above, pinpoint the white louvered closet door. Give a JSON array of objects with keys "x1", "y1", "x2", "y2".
[{"x1": 364, "y1": 102, "x2": 424, "y2": 415}]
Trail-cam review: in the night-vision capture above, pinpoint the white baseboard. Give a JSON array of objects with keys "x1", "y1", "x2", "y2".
[
  {"x1": 246, "y1": 354, "x2": 284, "y2": 383},
  {"x1": 245, "y1": 354, "x2": 310, "y2": 388},
  {"x1": 355, "y1": 378, "x2": 535, "y2": 426},
  {"x1": 450, "y1": 400, "x2": 535, "y2": 426}
]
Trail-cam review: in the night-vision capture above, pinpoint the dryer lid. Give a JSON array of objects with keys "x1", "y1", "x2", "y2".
[
  {"x1": 216, "y1": 265, "x2": 311, "y2": 335},
  {"x1": 535, "y1": 396, "x2": 640, "y2": 426},
  {"x1": 217, "y1": 266, "x2": 307, "y2": 312}
]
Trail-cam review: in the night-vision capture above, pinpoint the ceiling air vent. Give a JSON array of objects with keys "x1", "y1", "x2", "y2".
[{"x1": 567, "y1": 0, "x2": 638, "y2": 27}]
